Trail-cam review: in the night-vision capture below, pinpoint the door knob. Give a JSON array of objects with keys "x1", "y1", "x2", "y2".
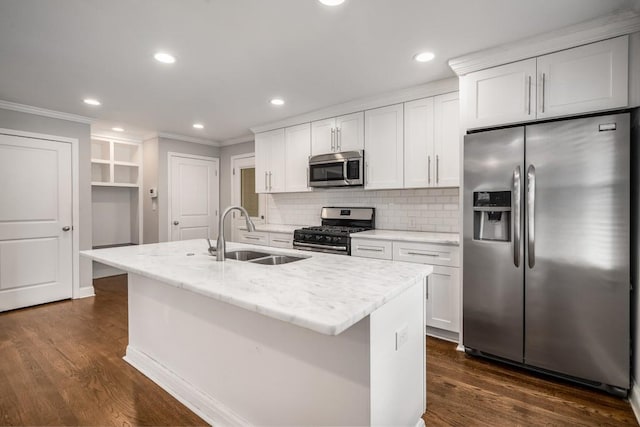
[
  {"x1": 62, "y1": 226, "x2": 71, "y2": 231},
  {"x1": 173, "y1": 221, "x2": 179, "y2": 225}
]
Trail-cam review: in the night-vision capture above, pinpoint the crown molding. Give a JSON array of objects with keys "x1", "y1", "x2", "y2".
[
  {"x1": 91, "y1": 132, "x2": 143, "y2": 144},
  {"x1": 250, "y1": 77, "x2": 459, "y2": 134},
  {"x1": 157, "y1": 131, "x2": 220, "y2": 147},
  {"x1": 219, "y1": 134, "x2": 254, "y2": 147},
  {"x1": 0, "y1": 99, "x2": 94, "y2": 124},
  {"x1": 449, "y1": 9, "x2": 640, "y2": 76}
]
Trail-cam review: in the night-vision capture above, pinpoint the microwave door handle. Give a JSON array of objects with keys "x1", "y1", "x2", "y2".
[{"x1": 343, "y1": 160, "x2": 349, "y2": 184}]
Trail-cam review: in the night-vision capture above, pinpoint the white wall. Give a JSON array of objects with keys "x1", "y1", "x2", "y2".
[
  {"x1": 268, "y1": 187, "x2": 459, "y2": 232},
  {"x1": 142, "y1": 137, "x2": 159, "y2": 243},
  {"x1": 0, "y1": 108, "x2": 93, "y2": 290},
  {"x1": 142, "y1": 136, "x2": 222, "y2": 244}
]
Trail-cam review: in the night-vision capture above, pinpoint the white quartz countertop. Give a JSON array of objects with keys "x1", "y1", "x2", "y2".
[
  {"x1": 239, "y1": 223, "x2": 306, "y2": 234},
  {"x1": 352, "y1": 229, "x2": 460, "y2": 245},
  {"x1": 81, "y1": 240, "x2": 431, "y2": 336}
]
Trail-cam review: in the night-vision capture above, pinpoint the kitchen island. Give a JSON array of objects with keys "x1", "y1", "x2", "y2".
[{"x1": 82, "y1": 239, "x2": 432, "y2": 426}]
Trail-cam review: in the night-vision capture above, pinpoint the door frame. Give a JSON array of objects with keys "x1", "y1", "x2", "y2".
[
  {"x1": 167, "y1": 152, "x2": 220, "y2": 241},
  {"x1": 0, "y1": 128, "x2": 83, "y2": 298},
  {"x1": 230, "y1": 153, "x2": 265, "y2": 241}
]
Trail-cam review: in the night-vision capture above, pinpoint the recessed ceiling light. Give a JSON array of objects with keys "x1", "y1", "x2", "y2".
[
  {"x1": 83, "y1": 98, "x2": 101, "y2": 106},
  {"x1": 270, "y1": 98, "x2": 285, "y2": 106},
  {"x1": 112, "y1": 127, "x2": 124, "y2": 132},
  {"x1": 318, "y1": 0, "x2": 345, "y2": 5},
  {"x1": 193, "y1": 123, "x2": 204, "y2": 129},
  {"x1": 414, "y1": 52, "x2": 435, "y2": 63},
  {"x1": 154, "y1": 52, "x2": 176, "y2": 64}
]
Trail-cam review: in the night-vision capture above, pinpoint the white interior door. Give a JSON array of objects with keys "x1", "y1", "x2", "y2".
[
  {"x1": 169, "y1": 154, "x2": 219, "y2": 241},
  {"x1": 0, "y1": 134, "x2": 72, "y2": 312}
]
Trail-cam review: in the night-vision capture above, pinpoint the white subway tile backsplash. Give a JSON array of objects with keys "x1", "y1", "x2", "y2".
[{"x1": 266, "y1": 187, "x2": 460, "y2": 233}]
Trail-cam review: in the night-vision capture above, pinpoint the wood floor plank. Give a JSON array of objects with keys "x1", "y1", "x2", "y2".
[{"x1": 0, "y1": 275, "x2": 636, "y2": 426}]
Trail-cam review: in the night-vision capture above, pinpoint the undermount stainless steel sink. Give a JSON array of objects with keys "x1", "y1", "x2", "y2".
[
  {"x1": 224, "y1": 250, "x2": 307, "y2": 265},
  {"x1": 224, "y1": 250, "x2": 270, "y2": 261},
  {"x1": 249, "y1": 255, "x2": 306, "y2": 265}
]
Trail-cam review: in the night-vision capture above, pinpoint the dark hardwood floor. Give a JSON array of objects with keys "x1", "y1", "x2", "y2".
[{"x1": 0, "y1": 275, "x2": 636, "y2": 426}]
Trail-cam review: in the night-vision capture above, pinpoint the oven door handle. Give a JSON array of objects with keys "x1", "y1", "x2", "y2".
[{"x1": 293, "y1": 241, "x2": 348, "y2": 251}]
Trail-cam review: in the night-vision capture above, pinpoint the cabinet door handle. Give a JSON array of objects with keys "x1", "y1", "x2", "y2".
[
  {"x1": 428, "y1": 155, "x2": 431, "y2": 185},
  {"x1": 365, "y1": 162, "x2": 369, "y2": 185},
  {"x1": 436, "y1": 155, "x2": 440, "y2": 184},
  {"x1": 337, "y1": 127, "x2": 341, "y2": 151},
  {"x1": 407, "y1": 251, "x2": 439, "y2": 257},
  {"x1": 358, "y1": 246, "x2": 384, "y2": 252},
  {"x1": 541, "y1": 73, "x2": 546, "y2": 113},
  {"x1": 264, "y1": 171, "x2": 268, "y2": 191},
  {"x1": 331, "y1": 128, "x2": 335, "y2": 151},
  {"x1": 269, "y1": 171, "x2": 272, "y2": 191},
  {"x1": 527, "y1": 75, "x2": 532, "y2": 115}
]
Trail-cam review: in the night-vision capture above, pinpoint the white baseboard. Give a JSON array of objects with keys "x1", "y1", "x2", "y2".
[
  {"x1": 74, "y1": 286, "x2": 95, "y2": 299},
  {"x1": 426, "y1": 327, "x2": 459, "y2": 344},
  {"x1": 629, "y1": 380, "x2": 640, "y2": 424},
  {"x1": 415, "y1": 417, "x2": 426, "y2": 427},
  {"x1": 123, "y1": 346, "x2": 251, "y2": 427}
]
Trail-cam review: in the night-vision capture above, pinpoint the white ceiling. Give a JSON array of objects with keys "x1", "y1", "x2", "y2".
[{"x1": 0, "y1": 0, "x2": 637, "y2": 143}]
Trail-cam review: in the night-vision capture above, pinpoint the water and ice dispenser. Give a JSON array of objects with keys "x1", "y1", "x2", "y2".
[{"x1": 473, "y1": 191, "x2": 511, "y2": 242}]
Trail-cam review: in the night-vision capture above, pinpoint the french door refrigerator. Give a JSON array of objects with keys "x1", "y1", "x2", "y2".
[{"x1": 463, "y1": 112, "x2": 630, "y2": 395}]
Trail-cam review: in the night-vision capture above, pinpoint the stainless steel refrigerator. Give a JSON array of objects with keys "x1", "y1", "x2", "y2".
[{"x1": 463, "y1": 112, "x2": 630, "y2": 395}]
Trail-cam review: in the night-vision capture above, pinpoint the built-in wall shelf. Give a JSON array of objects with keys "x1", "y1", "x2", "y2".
[
  {"x1": 90, "y1": 134, "x2": 143, "y2": 278},
  {"x1": 91, "y1": 138, "x2": 141, "y2": 187}
]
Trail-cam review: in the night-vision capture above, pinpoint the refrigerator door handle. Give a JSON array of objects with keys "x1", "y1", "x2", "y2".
[
  {"x1": 527, "y1": 164, "x2": 536, "y2": 268},
  {"x1": 512, "y1": 166, "x2": 521, "y2": 267}
]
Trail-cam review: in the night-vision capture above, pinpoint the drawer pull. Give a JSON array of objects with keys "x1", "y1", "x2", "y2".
[
  {"x1": 272, "y1": 239, "x2": 290, "y2": 243},
  {"x1": 245, "y1": 236, "x2": 261, "y2": 241},
  {"x1": 407, "y1": 251, "x2": 439, "y2": 257},
  {"x1": 358, "y1": 247, "x2": 384, "y2": 252}
]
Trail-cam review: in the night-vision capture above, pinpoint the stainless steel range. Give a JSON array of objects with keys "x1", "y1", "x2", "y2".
[{"x1": 293, "y1": 207, "x2": 375, "y2": 255}]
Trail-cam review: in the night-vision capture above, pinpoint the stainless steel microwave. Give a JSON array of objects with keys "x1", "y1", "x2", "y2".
[{"x1": 308, "y1": 150, "x2": 364, "y2": 188}]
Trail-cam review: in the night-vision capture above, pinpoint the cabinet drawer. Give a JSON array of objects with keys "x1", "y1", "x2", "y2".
[
  {"x1": 269, "y1": 232, "x2": 293, "y2": 249},
  {"x1": 393, "y1": 241, "x2": 459, "y2": 267},
  {"x1": 351, "y1": 239, "x2": 393, "y2": 260},
  {"x1": 238, "y1": 230, "x2": 269, "y2": 246}
]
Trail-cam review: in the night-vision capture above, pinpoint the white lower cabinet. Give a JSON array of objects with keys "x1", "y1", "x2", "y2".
[
  {"x1": 426, "y1": 265, "x2": 460, "y2": 333},
  {"x1": 268, "y1": 232, "x2": 294, "y2": 249},
  {"x1": 352, "y1": 237, "x2": 460, "y2": 339},
  {"x1": 351, "y1": 239, "x2": 393, "y2": 260},
  {"x1": 237, "y1": 230, "x2": 269, "y2": 245},
  {"x1": 236, "y1": 229, "x2": 294, "y2": 249}
]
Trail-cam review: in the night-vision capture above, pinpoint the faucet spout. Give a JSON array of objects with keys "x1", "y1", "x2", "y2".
[{"x1": 215, "y1": 206, "x2": 256, "y2": 261}]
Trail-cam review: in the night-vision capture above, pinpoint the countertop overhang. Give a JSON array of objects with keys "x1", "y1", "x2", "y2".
[{"x1": 82, "y1": 240, "x2": 432, "y2": 336}]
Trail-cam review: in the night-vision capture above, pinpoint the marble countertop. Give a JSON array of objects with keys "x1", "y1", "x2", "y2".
[
  {"x1": 352, "y1": 229, "x2": 460, "y2": 245},
  {"x1": 239, "y1": 223, "x2": 307, "y2": 234},
  {"x1": 81, "y1": 240, "x2": 431, "y2": 336}
]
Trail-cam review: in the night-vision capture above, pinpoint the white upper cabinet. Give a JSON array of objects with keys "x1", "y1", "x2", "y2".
[
  {"x1": 462, "y1": 58, "x2": 536, "y2": 130},
  {"x1": 404, "y1": 92, "x2": 460, "y2": 188},
  {"x1": 433, "y1": 92, "x2": 460, "y2": 187},
  {"x1": 364, "y1": 103, "x2": 404, "y2": 190},
  {"x1": 335, "y1": 112, "x2": 364, "y2": 152},
  {"x1": 311, "y1": 112, "x2": 364, "y2": 155},
  {"x1": 311, "y1": 118, "x2": 335, "y2": 155},
  {"x1": 284, "y1": 123, "x2": 311, "y2": 192},
  {"x1": 462, "y1": 36, "x2": 629, "y2": 130},
  {"x1": 404, "y1": 97, "x2": 434, "y2": 188},
  {"x1": 536, "y1": 36, "x2": 628, "y2": 119},
  {"x1": 255, "y1": 128, "x2": 285, "y2": 193}
]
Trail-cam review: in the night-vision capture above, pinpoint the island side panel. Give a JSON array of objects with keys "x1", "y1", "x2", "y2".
[
  {"x1": 125, "y1": 273, "x2": 372, "y2": 426},
  {"x1": 370, "y1": 278, "x2": 426, "y2": 425}
]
